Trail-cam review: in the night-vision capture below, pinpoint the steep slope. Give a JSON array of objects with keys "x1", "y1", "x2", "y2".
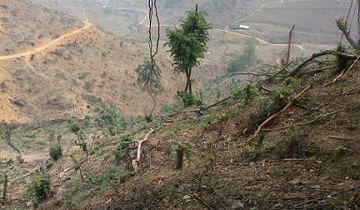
[
  {"x1": 2, "y1": 47, "x2": 358, "y2": 210},
  {"x1": 0, "y1": 0, "x2": 185, "y2": 123}
]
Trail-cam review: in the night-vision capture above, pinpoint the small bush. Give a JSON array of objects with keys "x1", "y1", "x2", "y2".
[
  {"x1": 49, "y1": 145, "x2": 62, "y2": 161},
  {"x1": 70, "y1": 122, "x2": 81, "y2": 134},
  {"x1": 271, "y1": 87, "x2": 292, "y2": 109},
  {"x1": 178, "y1": 92, "x2": 197, "y2": 107},
  {"x1": 44, "y1": 158, "x2": 55, "y2": 168},
  {"x1": 25, "y1": 173, "x2": 50, "y2": 205},
  {"x1": 16, "y1": 155, "x2": 24, "y2": 164},
  {"x1": 67, "y1": 117, "x2": 75, "y2": 125},
  {"x1": 27, "y1": 132, "x2": 36, "y2": 138},
  {"x1": 284, "y1": 77, "x2": 300, "y2": 85},
  {"x1": 230, "y1": 83, "x2": 258, "y2": 104},
  {"x1": 83, "y1": 119, "x2": 90, "y2": 127}
]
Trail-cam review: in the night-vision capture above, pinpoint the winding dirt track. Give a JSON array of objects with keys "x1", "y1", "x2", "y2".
[
  {"x1": 0, "y1": 0, "x2": 311, "y2": 62},
  {"x1": 0, "y1": 10, "x2": 91, "y2": 61}
]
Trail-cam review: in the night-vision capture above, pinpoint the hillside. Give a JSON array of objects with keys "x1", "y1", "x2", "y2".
[
  {"x1": 0, "y1": 45, "x2": 359, "y2": 209},
  {"x1": 22, "y1": 0, "x2": 352, "y2": 103},
  {"x1": 0, "y1": 0, "x2": 359, "y2": 209},
  {"x1": 25, "y1": 0, "x2": 351, "y2": 45},
  {"x1": 0, "y1": 0, "x2": 189, "y2": 123}
]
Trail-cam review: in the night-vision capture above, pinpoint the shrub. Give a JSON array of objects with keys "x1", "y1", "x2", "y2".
[
  {"x1": 284, "y1": 77, "x2": 300, "y2": 85},
  {"x1": 49, "y1": 145, "x2": 62, "y2": 161},
  {"x1": 178, "y1": 92, "x2": 197, "y2": 107},
  {"x1": 230, "y1": 83, "x2": 258, "y2": 104},
  {"x1": 27, "y1": 132, "x2": 36, "y2": 138},
  {"x1": 25, "y1": 174, "x2": 50, "y2": 205},
  {"x1": 271, "y1": 87, "x2": 292, "y2": 109},
  {"x1": 94, "y1": 108, "x2": 127, "y2": 131},
  {"x1": 83, "y1": 119, "x2": 90, "y2": 127},
  {"x1": 67, "y1": 117, "x2": 75, "y2": 125},
  {"x1": 16, "y1": 155, "x2": 24, "y2": 164},
  {"x1": 44, "y1": 158, "x2": 55, "y2": 168},
  {"x1": 145, "y1": 112, "x2": 154, "y2": 123},
  {"x1": 194, "y1": 99, "x2": 206, "y2": 115}
]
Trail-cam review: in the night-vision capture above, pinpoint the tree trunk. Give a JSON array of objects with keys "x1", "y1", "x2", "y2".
[
  {"x1": 358, "y1": 0, "x2": 360, "y2": 39},
  {"x1": 3, "y1": 174, "x2": 8, "y2": 203},
  {"x1": 285, "y1": 25, "x2": 295, "y2": 66},
  {"x1": 336, "y1": 19, "x2": 357, "y2": 49},
  {"x1": 188, "y1": 68, "x2": 192, "y2": 95},
  {"x1": 57, "y1": 135, "x2": 61, "y2": 147},
  {"x1": 184, "y1": 80, "x2": 189, "y2": 92},
  {"x1": 185, "y1": 69, "x2": 192, "y2": 95},
  {"x1": 175, "y1": 148, "x2": 184, "y2": 170}
]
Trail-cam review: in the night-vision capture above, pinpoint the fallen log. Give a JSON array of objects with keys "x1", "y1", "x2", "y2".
[{"x1": 5, "y1": 134, "x2": 21, "y2": 154}]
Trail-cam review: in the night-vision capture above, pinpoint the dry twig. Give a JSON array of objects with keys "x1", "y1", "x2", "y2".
[
  {"x1": 293, "y1": 184, "x2": 360, "y2": 207},
  {"x1": 324, "y1": 54, "x2": 360, "y2": 87},
  {"x1": 288, "y1": 50, "x2": 334, "y2": 77},
  {"x1": 129, "y1": 128, "x2": 154, "y2": 171},
  {"x1": 263, "y1": 110, "x2": 341, "y2": 131},
  {"x1": 247, "y1": 84, "x2": 313, "y2": 142},
  {"x1": 191, "y1": 195, "x2": 214, "y2": 210}
]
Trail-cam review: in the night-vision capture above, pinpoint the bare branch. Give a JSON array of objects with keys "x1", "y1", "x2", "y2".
[
  {"x1": 288, "y1": 50, "x2": 334, "y2": 77},
  {"x1": 247, "y1": 84, "x2": 313, "y2": 142},
  {"x1": 323, "y1": 54, "x2": 360, "y2": 86},
  {"x1": 285, "y1": 24, "x2": 295, "y2": 66},
  {"x1": 132, "y1": 128, "x2": 155, "y2": 171}
]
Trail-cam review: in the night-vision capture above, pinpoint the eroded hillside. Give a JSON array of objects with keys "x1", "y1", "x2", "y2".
[
  {"x1": 0, "y1": 44, "x2": 358, "y2": 210},
  {"x1": 0, "y1": 0, "x2": 187, "y2": 123}
]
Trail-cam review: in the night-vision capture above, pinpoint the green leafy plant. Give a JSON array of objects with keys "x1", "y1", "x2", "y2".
[
  {"x1": 271, "y1": 87, "x2": 292, "y2": 109},
  {"x1": 219, "y1": 110, "x2": 234, "y2": 137},
  {"x1": 194, "y1": 98, "x2": 206, "y2": 115},
  {"x1": 94, "y1": 108, "x2": 127, "y2": 133},
  {"x1": 335, "y1": 145, "x2": 348, "y2": 158},
  {"x1": 334, "y1": 43, "x2": 351, "y2": 72},
  {"x1": 178, "y1": 91, "x2": 197, "y2": 107},
  {"x1": 201, "y1": 115, "x2": 215, "y2": 130},
  {"x1": 25, "y1": 173, "x2": 50, "y2": 206},
  {"x1": 284, "y1": 77, "x2": 300, "y2": 85},
  {"x1": 16, "y1": 155, "x2": 24, "y2": 164},
  {"x1": 26, "y1": 132, "x2": 36, "y2": 138},
  {"x1": 136, "y1": 60, "x2": 164, "y2": 115},
  {"x1": 44, "y1": 158, "x2": 55, "y2": 168},
  {"x1": 164, "y1": 8, "x2": 212, "y2": 95},
  {"x1": 285, "y1": 121, "x2": 308, "y2": 157},
  {"x1": 114, "y1": 134, "x2": 133, "y2": 164},
  {"x1": 166, "y1": 139, "x2": 195, "y2": 170},
  {"x1": 238, "y1": 133, "x2": 265, "y2": 159},
  {"x1": 49, "y1": 145, "x2": 62, "y2": 161},
  {"x1": 145, "y1": 112, "x2": 154, "y2": 123},
  {"x1": 230, "y1": 83, "x2": 258, "y2": 104},
  {"x1": 70, "y1": 155, "x2": 84, "y2": 180}
]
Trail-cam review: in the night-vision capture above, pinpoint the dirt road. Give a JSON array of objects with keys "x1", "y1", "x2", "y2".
[{"x1": 0, "y1": 10, "x2": 91, "y2": 61}]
